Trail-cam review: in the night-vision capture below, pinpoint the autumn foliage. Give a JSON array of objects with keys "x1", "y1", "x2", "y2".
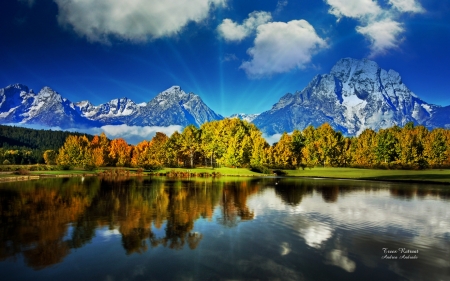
[{"x1": 54, "y1": 119, "x2": 450, "y2": 170}]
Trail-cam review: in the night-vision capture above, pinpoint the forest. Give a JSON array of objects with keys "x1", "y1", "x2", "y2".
[
  {"x1": 0, "y1": 125, "x2": 94, "y2": 165},
  {"x1": 34, "y1": 118, "x2": 450, "y2": 171}
]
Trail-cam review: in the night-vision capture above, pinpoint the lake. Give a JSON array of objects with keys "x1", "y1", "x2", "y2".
[{"x1": 0, "y1": 176, "x2": 449, "y2": 281}]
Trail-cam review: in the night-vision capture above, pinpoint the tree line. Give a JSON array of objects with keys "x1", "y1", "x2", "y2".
[
  {"x1": 51, "y1": 119, "x2": 450, "y2": 170},
  {"x1": 0, "y1": 125, "x2": 94, "y2": 165}
]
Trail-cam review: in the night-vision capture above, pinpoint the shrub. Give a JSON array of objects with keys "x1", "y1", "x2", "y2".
[
  {"x1": 249, "y1": 165, "x2": 271, "y2": 174},
  {"x1": 14, "y1": 169, "x2": 30, "y2": 175},
  {"x1": 58, "y1": 164, "x2": 72, "y2": 170},
  {"x1": 83, "y1": 164, "x2": 97, "y2": 171},
  {"x1": 271, "y1": 169, "x2": 287, "y2": 176},
  {"x1": 3, "y1": 160, "x2": 10, "y2": 165}
]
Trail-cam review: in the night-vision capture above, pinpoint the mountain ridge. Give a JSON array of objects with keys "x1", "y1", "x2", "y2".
[
  {"x1": 1, "y1": 58, "x2": 450, "y2": 136},
  {"x1": 253, "y1": 58, "x2": 449, "y2": 135},
  {"x1": 0, "y1": 84, "x2": 223, "y2": 129}
]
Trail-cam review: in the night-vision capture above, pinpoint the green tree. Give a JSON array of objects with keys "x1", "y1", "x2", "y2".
[
  {"x1": 375, "y1": 128, "x2": 400, "y2": 164},
  {"x1": 181, "y1": 125, "x2": 201, "y2": 168}
]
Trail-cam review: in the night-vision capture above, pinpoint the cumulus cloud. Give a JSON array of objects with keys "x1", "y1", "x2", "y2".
[
  {"x1": 388, "y1": 0, "x2": 424, "y2": 13},
  {"x1": 326, "y1": 0, "x2": 381, "y2": 19},
  {"x1": 356, "y1": 19, "x2": 404, "y2": 57},
  {"x1": 217, "y1": 11, "x2": 272, "y2": 42},
  {"x1": 240, "y1": 20, "x2": 327, "y2": 78},
  {"x1": 325, "y1": 0, "x2": 425, "y2": 57},
  {"x1": 53, "y1": 0, "x2": 226, "y2": 42}
]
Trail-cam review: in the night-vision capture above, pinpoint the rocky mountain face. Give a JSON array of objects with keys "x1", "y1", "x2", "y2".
[
  {"x1": 229, "y1": 113, "x2": 260, "y2": 123},
  {"x1": 2, "y1": 58, "x2": 449, "y2": 135},
  {"x1": 0, "y1": 84, "x2": 98, "y2": 128},
  {"x1": 253, "y1": 58, "x2": 450, "y2": 135},
  {"x1": 128, "y1": 86, "x2": 223, "y2": 127},
  {"x1": 0, "y1": 85, "x2": 222, "y2": 128}
]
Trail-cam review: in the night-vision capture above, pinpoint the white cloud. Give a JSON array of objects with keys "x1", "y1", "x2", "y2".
[
  {"x1": 217, "y1": 11, "x2": 272, "y2": 42},
  {"x1": 356, "y1": 19, "x2": 404, "y2": 57},
  {"x1": 98, "y1": 124, "x2": 183, "y2": 144},
  {"x1": 262, "y1": 133, "x2": 283, "y2": 145},
  {"x1": 275, "y1": 0, "x2": 288, "y2": 15},
  {"x1": 240, "y1": 20, "x2": 327, "y2": 78},
  {"x1": 325, "y1": 0, "x2": 424, "y2": 57},
  {"x1": 388, "y1": 0, "x2": 424, "y2": 13},
  {"x1": 13, "y1": 124, "x2": 183, "y2": 145},
  {"x1": 53, "y1": 0, "x2": 226, "y2": 42},
  {"x1": 326, "y1": 0, "x2": 381, "y2": 19}
]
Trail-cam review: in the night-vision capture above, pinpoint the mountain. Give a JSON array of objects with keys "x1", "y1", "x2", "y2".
[
  {"x1": 73, "y1": 97, "x2": 143, "y2": 125},
  {"x1": 128, "y1": 86, "x2": 223, "y2": 127},
  {"x1": 253, "y1": 58, "x2": 450, "y2": 135},
  {"x1": 0, "y1": 85, "x2": 222, "y2": 128},
  {"x1": 0, "y1": 84, "x2": 98, "y2": 128},
  {"x1": 229, "y1": 113, "x2": 260, "y2": 123}
]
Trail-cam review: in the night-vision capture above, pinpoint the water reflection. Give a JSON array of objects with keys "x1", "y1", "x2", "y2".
[
  {"x1": 0, "y1": 177, "x2": 261, "y2": 268},
  {"x1": 0, "y1": 177, "x2": 449, "y2": 281}
]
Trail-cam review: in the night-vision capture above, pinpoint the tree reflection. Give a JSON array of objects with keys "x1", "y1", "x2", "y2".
[
  {"x1": 274, "y1": 180, "x2": 313, "y2": 206},
  {"x1": 0, "y1": 177, "x2": 99, "y2": 269},
  {"x1": 4, "y1": 177, "x2": 444, "y2": 270},
  {"x1": 218, "y1": 180, "x2": 258, "y2": 227}
]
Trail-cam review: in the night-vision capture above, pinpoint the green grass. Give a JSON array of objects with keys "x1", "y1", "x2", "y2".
[
  {"x1": 157, "y1": 167, "x2": 263, "y2": 176},
  {"x1": 29, "y1": 170, "x2": 91, "y2": 175},
  {"x1": 284, "y1": 167, "x2": 450, "y2": 183},
  {"x1": 3, "y1": 165, "x2": 450, "y2": 184}
]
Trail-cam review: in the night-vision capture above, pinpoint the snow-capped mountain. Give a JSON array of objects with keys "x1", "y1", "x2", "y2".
[
  {"x1": 73, "y1": 97, "x2": 143, "y2": 125},
  {"x1": 0, "y1": 84, "x2": 97, "y2": 128},
  {"x1": 0, "y1": 84, "x2": 222, "y2": 128},
  {"x1": 229, "y1": 113, "x2": 260, "y2": 123},
  {"x1": 2, "y1": 58, "x2": 450, "y2": 135},
  {"x1": 253, "y1": 58, "x2": 450, "y2": 135},
  {"x1": 128, "y1": 86, "x2": 223, "y2": 127}
]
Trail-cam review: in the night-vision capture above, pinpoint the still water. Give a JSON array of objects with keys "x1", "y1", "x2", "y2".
[{"x1": 0, "y1": 176, "x2": 449, "y2": 281}]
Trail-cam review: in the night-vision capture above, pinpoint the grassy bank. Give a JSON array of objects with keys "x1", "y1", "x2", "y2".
[
  {"x1": 284, "y1": 167, "x2": 450, "y2": 183},
  {"x1": 157, "y1": 167, "x2": 263, "y2": 176},
  {"x1": 1, "y1": 165, "x2": 450, "y2": 184}
]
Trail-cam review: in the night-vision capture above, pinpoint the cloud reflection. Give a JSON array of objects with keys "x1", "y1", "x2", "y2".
[{"x1": 325, "y1": 249, "x2": 356, "y2": 272}]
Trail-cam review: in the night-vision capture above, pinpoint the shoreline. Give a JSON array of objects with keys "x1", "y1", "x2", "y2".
[{"x1": 1, "y1": 171, "x2": 449, "y2": 186}]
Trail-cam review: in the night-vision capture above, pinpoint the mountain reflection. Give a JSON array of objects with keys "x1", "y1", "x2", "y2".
[{"x1": 0, "y1": 177, "x2": 259, "y2": 268}]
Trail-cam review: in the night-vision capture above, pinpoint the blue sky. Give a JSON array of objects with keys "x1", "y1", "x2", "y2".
[{"x1": 1, "y1": 0, "x2": 449, "y2": 117}]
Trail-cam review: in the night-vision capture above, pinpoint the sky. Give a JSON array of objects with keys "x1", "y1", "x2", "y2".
[{"x1": 1, "y1": 0, "x2": 450, "y2": 118}]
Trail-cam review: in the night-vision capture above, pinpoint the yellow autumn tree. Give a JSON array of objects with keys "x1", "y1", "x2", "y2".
[
  {"x1": 43, "y1": 150, "x2": 57, "y2": 165},
  {"x1": 109, "y1": 138, "x2": 132, "y2": 167}
]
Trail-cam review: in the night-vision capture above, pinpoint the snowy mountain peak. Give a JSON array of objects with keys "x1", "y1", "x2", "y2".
[
  {"x1": 0, "y1": 83, "x2": 223, "y2": 129},
  {"x1": 230, "y1": 113, "x2": 260, "y2": 123},
  {"x1": 6, "y1": 83, "x2": 30, "y2": 92},
  {"x1": 330, "y1": 57, "x2": 380, "y2": 83},
  {"x1": 36, "y1": 87, "x2": 63, "y2": 102},
  {"x1": 254, "y1": 57, "x2": 448, "y2": 136}
]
